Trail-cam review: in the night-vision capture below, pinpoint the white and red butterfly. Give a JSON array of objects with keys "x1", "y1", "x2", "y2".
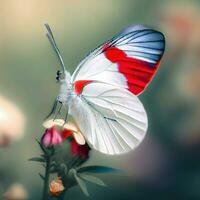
[{"x1": 45, "y1": 24, "x2": 165, "y2": 155}]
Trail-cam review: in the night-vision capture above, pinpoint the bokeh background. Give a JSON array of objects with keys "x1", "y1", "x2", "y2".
[{"x1": 1, "y1": 0, "x2": 200, "y2": 199}]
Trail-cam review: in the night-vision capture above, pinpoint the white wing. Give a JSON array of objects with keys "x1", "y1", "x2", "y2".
[
  {"x1": 71, "y1": 25, "x2": 165, "y2": 95},
  {"x1": 69, "y1": 82, "x2": 148, "y2": 155}
]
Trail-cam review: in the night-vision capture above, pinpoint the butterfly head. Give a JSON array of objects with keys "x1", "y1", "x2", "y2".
[
  {"x1": 56, "y1": 70, "x2": 63, "y2": 82},
  {"x1": 46, "y1": 71, "x2": 71, "y2": 121}
]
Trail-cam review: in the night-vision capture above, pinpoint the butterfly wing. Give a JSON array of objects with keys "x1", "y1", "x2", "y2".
[
  {"x1": 71, "y1": 25, "x2": 165, "y2": 95},
  {"x1": 69, "y1": 81, "x2": 147, "y2": 155},
  {"x1": 69, "y1": 25, "x2": 165, "y2": 154}
]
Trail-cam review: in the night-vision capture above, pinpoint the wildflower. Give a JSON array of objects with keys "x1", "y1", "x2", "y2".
[
  {"x1": 0, "y1": 95, "x2": 25, "y2": 146},
  {"x1": 41, "y1": 126, "x2": 63, "y2": 147},
  {"x1": 49, "y1": 178, "x2": 65, "y2": 197},
  {"x1": 61, "y1": 129, "x2": 73, "y2": 139},
  {"x1": 42, "y1": 119, "x2": 90, "y2": 158},
  {"x1": 62, "y1": 122, "x2": 86, "y2": 145},
  {"x1": 42, "y1": 118, "x2": 64, "y2": 129},
  {"x1": 3, "y1": 183, "x2": 28, "y2": 200},
  {"x1": 0, "y1": 134, "x2": 10, "y2": 147},
  {"x1": 43, "y1": 119, "x2": 86, "y2": 145},
  {"x1": 42, "y1": 119, "x2": 90, "y2": 160},
  {"x1": 159, "y1": 2, "x2": 200, "y2": 54},
  {"x1": 71, "y1": 138, "x2": 91, "y2": 160}
]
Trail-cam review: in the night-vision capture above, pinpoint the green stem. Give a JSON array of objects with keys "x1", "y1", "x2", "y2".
[
  {"x1": 59, "y1": 189, "x2": 67, "y2": 200},
  {"x1": 42, "y1": 157, "x2": 51, "y2": 200}
]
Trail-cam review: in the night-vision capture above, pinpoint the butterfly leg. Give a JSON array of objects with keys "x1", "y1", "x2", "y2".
[
  {"x1": 45, "y1": 99, "x2": 58, "y2": 119},
  {"x1": 63, "y1": 106, "x2": 69, "y2": 125},
  {"x1": 53, "y1": 103, "x2": 63, "y2": 121}
]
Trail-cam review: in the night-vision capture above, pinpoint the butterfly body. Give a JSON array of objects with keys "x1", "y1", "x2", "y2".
[{"x1": 46, "y1": 24, "x2": 165, "y2": 155}]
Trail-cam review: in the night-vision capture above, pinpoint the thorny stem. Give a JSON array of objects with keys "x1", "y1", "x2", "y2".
[{"x1": 42, "y1": 156, "x2": 51, "y2": 200}]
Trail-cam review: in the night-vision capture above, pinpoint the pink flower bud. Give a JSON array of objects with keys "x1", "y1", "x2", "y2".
[{"x1": 41, "y1": 126, "x2": 63, "y2": 147}]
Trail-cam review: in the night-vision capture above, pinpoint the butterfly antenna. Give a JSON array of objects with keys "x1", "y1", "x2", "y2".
[{"x1": 44, "y1": 23, "x2": 66, "y2": 74}]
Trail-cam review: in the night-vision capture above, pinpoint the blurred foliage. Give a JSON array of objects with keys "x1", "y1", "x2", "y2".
[{"x1": 1, "y1": 0, "x2": 200, "y2": 199}]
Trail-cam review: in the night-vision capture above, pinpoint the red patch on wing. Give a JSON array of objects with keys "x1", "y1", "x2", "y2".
[
  {"x1": 74, "y1": 80, "x2": 93, "y2": 95},
  {"x1": 103, "y1": 45, "x2": 161, "y2": 95}
]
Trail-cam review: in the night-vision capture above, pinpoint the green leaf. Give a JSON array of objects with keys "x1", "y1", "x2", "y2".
[
  {"x1": 29, "y1": 157, "x2": 45, "y2": 162},
  {"x1": 78, "y1": 173, "x2": 106, "y2": 187},
  {"x1": 78, "y1": 166, "x2": 121, "y2": 174},
  {"x1": 75, "y1": 174, "x2": 89, "y2": 197},
  {"x1": 39, "y1": 173, "x2": 45, "y2": 180},
  {"x1": 71, "y1": 169, "x2": 89, "y2": 197}
]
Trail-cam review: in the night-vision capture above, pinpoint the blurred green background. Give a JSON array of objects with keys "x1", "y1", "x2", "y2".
[{"x1": 1, "y1": 0, "x2": 200, "y2": 199}]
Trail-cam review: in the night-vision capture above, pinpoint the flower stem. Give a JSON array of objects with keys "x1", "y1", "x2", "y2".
[
  {"x1": 59, "y1": 189, "x2": 67, "y2": 200},
  {"x1": 42, "y1": 157, "x2": 51, "y2": 200}
]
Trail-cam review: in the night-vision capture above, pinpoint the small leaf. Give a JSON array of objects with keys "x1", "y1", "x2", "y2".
[
  {"x1": 39, "y1": 173, "x2": 45, "y2": 180},
  {"x1": 78, "y1": 166, "x2": 121, "y2": 174},
  {"x1": 29, "y1": 157, "x2": 45, "y2": 162},
  {"x1": 75, "y1": 174, "x2": 89, "y2": 197},
  {"x1": 71, "y1": 169, "x2": 89, "y2": 197},
  {"x1": 78, "y1": 173, "x2": 106, "y2": 187}
]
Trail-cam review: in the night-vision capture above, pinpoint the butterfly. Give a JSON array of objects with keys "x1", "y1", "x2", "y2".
[{"x1": 45, "y1": 24, "x2": 165, "y2": 155}]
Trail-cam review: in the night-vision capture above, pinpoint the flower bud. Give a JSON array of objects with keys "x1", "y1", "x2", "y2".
[
  {"x1": 41, "y1": 126, "x2": 63, "y2": 147},
  {"x1": 61, "y1": 129, "x2": 73, "y2": 139},
  {"x1": 3, "y1": 183, "x2": 28, "y2": 200},
  {"x1": 0, "y1": 95, "x2": 25, "y2": 147},
  {"x1": 49, "y1": 178, "x2": 65, "y2": 197},
  {"x1": 71, "y1": 139, "x2": 90, "y2": 160}
]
